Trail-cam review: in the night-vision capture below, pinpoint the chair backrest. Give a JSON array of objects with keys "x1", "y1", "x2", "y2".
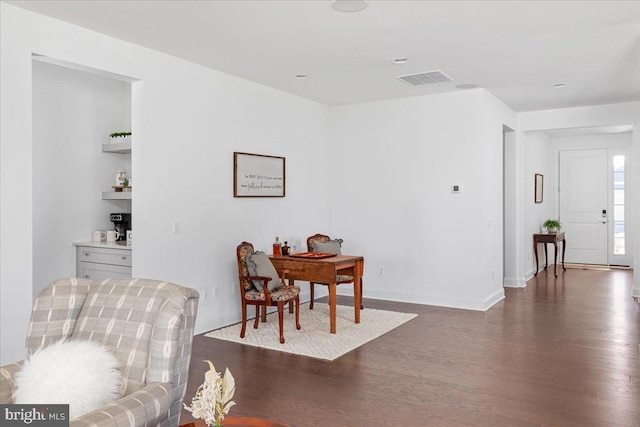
[
  {"x1": 307, "y1": 233, "x2": 331, "y2": 252},
  {"x1": 26, "y1": 278, "x2": 199, "y2": 424},
  {"x1": 236, "y1": 242, "x2": 256, "y2": 292}
]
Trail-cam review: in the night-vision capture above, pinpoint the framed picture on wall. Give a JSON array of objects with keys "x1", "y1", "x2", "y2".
[
  {"x1": 234, "y1": 152, "x2": 286, "y2": 197},
  {"x1": 534, "y1": 173, "x2": 543, "y2": 203}
]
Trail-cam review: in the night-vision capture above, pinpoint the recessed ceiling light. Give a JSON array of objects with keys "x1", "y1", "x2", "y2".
[
  {"x1": 553, "y1": 83, "x2": 567, "y2": 88},
  {"x1": 332, "y1": 0, "x2": 368, "y2": 13},
  {"x1": 392, "y1": 58, "x2": 408, "y2": 65},
  {"x1": 295, "y1": 74, "x2": 308, "y2": 79},
  {"x1": 456, "y1": 84, "x2": 478, "y2": 90}
]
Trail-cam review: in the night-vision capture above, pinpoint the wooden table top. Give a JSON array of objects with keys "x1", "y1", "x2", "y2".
[{"x1": 180, "y1": 416, "x2": 287, "y2": 427}]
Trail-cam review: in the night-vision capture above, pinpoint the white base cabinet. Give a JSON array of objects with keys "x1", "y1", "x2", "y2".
[{"x1": 74, "y1": 243, "x2": 132, "y2": 280}]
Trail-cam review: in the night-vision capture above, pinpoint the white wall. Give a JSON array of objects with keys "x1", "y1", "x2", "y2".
[
  {"x1": 1, "y1": 3, "x2": 330, "y2": 363},
  {"x1": 632, "y1": 123, "x2": 640, "y2": 298},
  {"x1": 522, "y1": 131, "x2": 554, "y2": 276},
  {"x1": 519, "y1": 102, "x2": 640, "y2": 131},
  {"x1": 503, "y1": 129, "x2": 521, "y2": 287},
  {"x1": 32, "y1": 60, "x2": 131, "y2": 299},
  {"x1": 327, "y1": 89, "x2": 514, "y2": 310}
]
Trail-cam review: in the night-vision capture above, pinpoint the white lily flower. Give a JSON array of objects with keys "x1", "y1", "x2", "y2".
[{"x1": 183, "y1": 360, "x2": 236, "y2": 427}]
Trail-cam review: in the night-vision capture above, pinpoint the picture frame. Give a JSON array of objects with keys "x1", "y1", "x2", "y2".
[
  {"x1": 534, "y1": 173, "x2": 543, "y2": 203},
  {"x1": 234, "y1": 152, "x2": 285, "y2": 197}
]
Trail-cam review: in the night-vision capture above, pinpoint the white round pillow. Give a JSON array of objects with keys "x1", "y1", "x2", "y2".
[{"x1": 14, "y1": 340, "x2": 123, "y2": 419}]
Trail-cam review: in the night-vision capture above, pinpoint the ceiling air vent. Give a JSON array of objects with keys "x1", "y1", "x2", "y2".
[{"x1": 396, "y1": 70, "x2": 454, "y2": 86}]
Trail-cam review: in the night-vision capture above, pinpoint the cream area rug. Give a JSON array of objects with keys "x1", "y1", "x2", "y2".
[{"x1": 204, "y1": 303, "x2": 417, "y2": 361}]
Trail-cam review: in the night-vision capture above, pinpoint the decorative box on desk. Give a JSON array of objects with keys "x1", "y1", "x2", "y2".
[{"x1": 73, "y1": 241, "x2": 132, "y2": 280}]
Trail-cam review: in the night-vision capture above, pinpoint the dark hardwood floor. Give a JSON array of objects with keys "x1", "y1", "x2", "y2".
[{"x1": 181, "y1": 268, "x2": 640, "y2": 426}]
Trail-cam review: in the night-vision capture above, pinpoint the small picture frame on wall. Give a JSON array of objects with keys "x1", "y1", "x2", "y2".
[
  {"x1": 234, "y1": 152, "x2": 286, "y2": 197},
  {"x1": 534, "y1": 173, "x2": 543, "y2": 203}
]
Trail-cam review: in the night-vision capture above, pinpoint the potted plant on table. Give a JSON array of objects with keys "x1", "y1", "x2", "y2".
[{"x1": 543, "y1": 219, "x2": 562, "y2": 233}]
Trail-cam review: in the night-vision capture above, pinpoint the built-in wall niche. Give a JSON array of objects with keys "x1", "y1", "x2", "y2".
[{"x1": 31, "y1": 55, "x2": 138, "y2": 299}]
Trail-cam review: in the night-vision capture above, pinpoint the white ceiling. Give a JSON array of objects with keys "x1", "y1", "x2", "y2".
[{"x1": 7, "y1": 0, "x2": 640, "y2": 111}]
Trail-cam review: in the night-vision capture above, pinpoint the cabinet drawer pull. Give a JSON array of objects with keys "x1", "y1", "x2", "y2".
[
  {"x1": 121, "y1": 256, "x2": 127, "y2": 260},
  {"x1": 84, "y1": 252, "x2": 90, "y2": 257},
  {"x1": 84, "y1": 274, "x2": 90, "y2": 279}
]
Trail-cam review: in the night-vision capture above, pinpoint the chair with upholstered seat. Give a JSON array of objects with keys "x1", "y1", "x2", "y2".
[
  {"x1": 236, "y1": 241, "x2": 301, "y2": 343},
  {"x1": 0, "y1": 277, "x2": 199, "y2": 427},
  {"x1": 306, "y1": 233, "x2": 364, "y2": 310}
]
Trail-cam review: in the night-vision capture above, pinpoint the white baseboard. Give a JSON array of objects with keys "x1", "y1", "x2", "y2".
[
  {"x1": 340, "y1": 287, "x2": 505, "y2": 311},
  {"x1": 194, "y1": 285, "x2": 508, "y2": 335},
  {"x1": 503, "y1": 276, "x2": 527, "y2": 288}
]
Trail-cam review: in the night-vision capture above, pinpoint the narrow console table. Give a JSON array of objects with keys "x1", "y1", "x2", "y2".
[{"x1": 533, "y1": 232, "x2": 566, "y2": 277}]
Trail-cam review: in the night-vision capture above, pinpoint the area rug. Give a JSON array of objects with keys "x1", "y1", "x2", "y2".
[{"x1": 204, "y1": 303, "x2": 417, "y2": 361}]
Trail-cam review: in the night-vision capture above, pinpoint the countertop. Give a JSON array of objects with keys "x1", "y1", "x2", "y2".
[{"x1": 73, "y1": 241, "x2": 132, "y2": 250}]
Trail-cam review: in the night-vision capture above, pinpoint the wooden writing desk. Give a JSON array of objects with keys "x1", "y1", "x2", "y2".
[
  {"x1": 270, "y1": 254, "x2": 364, "y2": 334},
  {"x1": 533, "y1": 232, "x2": 566, "y2": 277}
]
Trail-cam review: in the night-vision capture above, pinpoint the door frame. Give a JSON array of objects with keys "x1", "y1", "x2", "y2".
[{"x1": 554, "y1": 144, "x2": 633, "y2": 267}]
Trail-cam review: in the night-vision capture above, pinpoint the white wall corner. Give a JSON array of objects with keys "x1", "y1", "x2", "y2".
[
  {"x1": 503, "y1": 277, "x2": 527, "y2": 288},
  {"x1": 632, "y1": 122, "x2": 640, "y2": 298}
]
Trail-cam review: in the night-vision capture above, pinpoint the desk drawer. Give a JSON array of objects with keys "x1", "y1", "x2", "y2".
[
  {"x1": 77, "y1": 247, "x2": 132, "y2": 267},
  {"x1": 79, "y1": 262, "x2": 131, "y2": 280}
]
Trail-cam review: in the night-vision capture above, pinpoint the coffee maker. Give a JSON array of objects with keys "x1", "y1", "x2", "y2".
[{"x1": 110, "y1": 213, "x2": 131, "y2": 242}]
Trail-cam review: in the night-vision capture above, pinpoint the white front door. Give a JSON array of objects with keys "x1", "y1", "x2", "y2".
[{"x1": 559, "y1": 149, "x2": 608, "y2": 265}]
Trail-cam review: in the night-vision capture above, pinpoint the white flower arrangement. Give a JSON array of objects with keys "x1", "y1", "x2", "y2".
[{"x1": 183, "y1": 360, "x2": 236, "y2": 427}]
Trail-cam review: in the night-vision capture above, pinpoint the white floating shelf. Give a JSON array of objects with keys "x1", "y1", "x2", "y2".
[
  {"x1": 101, "y1": 142, "x2": 131, "y2": 154},
  {"x1": 101, "y1": 191, "x2": 132, "y2": 200}
]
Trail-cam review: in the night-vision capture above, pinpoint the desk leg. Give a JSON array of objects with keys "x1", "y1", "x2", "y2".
[
  {"x1": 353, "y1": 260, "x2": 362, "y2": 324},
  {"x1": 562, "y1": 238, "x2": 567, "y2": 271},
  {"x1": 553, "y1": 242, "x2": 558, "y2": 277},
  {"x1": 543, "y1": 244, "x2": 548, "y2": 270},
  {"x1": 329, "y1": 282, "x2": 337, "y2": 334},
  {"x1": 534, "y1": 241, "x2": 539, "y2": 276}
]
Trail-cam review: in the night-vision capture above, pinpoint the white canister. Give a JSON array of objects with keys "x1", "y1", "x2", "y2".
[{"x1": 116, "y1": 169, "x2": 127, "y2": 186}]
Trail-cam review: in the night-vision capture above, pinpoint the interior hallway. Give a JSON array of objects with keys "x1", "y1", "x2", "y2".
[{"x1": 183, "y1": 268, "x2": 640, "y2": 426}]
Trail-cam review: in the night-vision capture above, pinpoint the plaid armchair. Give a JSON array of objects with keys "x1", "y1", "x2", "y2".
[{"x1": 0, "y1": 278, "x2": 199, "y2": 427}]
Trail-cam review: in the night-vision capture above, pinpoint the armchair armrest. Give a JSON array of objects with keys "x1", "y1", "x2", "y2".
[
  {"x1": 71, "y1": 382, "x2": 171, "y2": 427},
  {"x1": 0, "y1": 361, "x2": 24, "y2": 404},
  {"x1": 240, "y1": 275, "x2": 274, "y2": 302},
  {"x1": 240, "y1": 275, "x2": 272, "y2": 289}
]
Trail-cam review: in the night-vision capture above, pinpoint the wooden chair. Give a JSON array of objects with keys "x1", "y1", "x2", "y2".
[
  {"x1": 236, "y1": 242, "x2": 301, "y2": 343},
  {"x1": 306, "y1": 233, "x2": 364, "y2": 310}
]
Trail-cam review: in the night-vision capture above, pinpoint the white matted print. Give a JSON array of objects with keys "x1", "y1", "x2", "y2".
[{"x1": 234, "y1": 152, "x2": 285, "y2": 197}]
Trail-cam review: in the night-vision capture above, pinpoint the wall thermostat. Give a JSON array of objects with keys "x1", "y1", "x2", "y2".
[{"x1": 452, "y1": 185, "x2": 462, "y2": 193}]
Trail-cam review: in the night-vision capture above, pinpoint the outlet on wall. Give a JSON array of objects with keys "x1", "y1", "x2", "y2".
[
  {"x1": 378, "y1": 267, "x2": 385, "y2": 276},
  {"x1": 196, "y1": 287, "x2": 209, "y2": 304}
]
